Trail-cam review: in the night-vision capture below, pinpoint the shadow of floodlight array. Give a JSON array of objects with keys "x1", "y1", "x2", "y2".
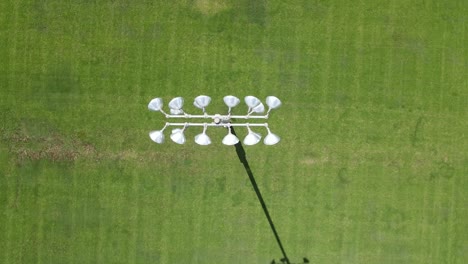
[{"x1": 231, "y1": 128, "x2": 309, "y2": 264}]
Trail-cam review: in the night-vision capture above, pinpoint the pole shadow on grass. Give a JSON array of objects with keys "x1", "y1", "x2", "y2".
[{"x1": 231, "y1": 127, "x2": 290, "y2": 264}]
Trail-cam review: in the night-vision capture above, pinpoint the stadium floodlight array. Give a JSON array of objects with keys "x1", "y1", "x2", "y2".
[{"x1": 148, "y1": 95, "x2": 281, "y2": 146}]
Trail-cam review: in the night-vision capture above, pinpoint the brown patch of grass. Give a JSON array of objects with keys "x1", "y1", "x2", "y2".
[
  {"x1": 193, "y1": 0, "x2": 231, "y2": 15},
  {"x1": 300, "y1": 149, "x2": 331, "y2": 166},
  {"x1": 300, "y1": 156, "x2": 329, "y2": 166},
  {"x1": 4, "y1": 128, "x2": 186, "y2": 167},
  {"x1": 10, "y1": 134, "x2": 89, "y2": 163}
]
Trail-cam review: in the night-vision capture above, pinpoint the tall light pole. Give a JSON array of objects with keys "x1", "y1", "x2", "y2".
[
  {"x1": 148, "y1": 95, "x2": 308, "y2": 264},
  {"x1": 147, "y1": 95, "x2": 281, "y2": 145}
]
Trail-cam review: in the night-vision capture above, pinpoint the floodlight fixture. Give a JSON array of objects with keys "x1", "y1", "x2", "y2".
[
  {"x1": 170, "y1": 124, "x2": 187, "y2": 144},
  {"x1": 169, "y1": 97, "x2": 184, "y2": 110},
  {"x1": 222, "y1": 126, "x2": 240, "y2": 145},
  {"x1": 243, "y1": 125, "x2": 262, "y2": 145},
  {"x1": 224, "y1": 95, "x2": 240, "y2": 113},
  {"x1": 245, "y1": 95, "x2": 261, "y2": 108},
  {"x1": 195, "y1": 123, "x2": 211, "y2": 145},
  {"x1": 149, "y1": 130, "x2": 165, "y2": 144},
  {"x1": 266, "y1": 96, "x2": 282, "y2": 113},
  {"x1": 170, "y1": 109, "x2": 184, "y2": 115},
  {"x1": 195, "y1": 133, "x2": 211, "y2": 145},
  {"x1": 264, "y1": 127, "x2": 280, "y2": 145},
  {"x1": 148, "y1": 123, "x2": 168, "y2": 144},
  {"x1": 148, "y1": 95, "x2": 281, "y2": 145},
  {"x1": 148, "y1": 98, "x2": 163, "y2": 112},
  {"x1": 250, "y1": 102, "x2": 265, "y2": 114},
  {"x1": 224, "y1": 95, "x2": 240, "y2": 107},
  {"x1": 194, "y1": 95, "x2": 211, "y2": 113},
  {"x1": 245, "y1": 95, "x2": 266, "y2": 115}
]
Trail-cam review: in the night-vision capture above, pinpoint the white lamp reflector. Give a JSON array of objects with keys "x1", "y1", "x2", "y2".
[
  {"x1": 149, "y1": 130, "x2": 164, "y2": 144},
  {"x1": 264, "y1": 132, "x2": 280, "y2": 145},
  {"x1": 223, "y1": 95, "x2": 240, "y2": 108},
  {"x1": 244, "y1": 96, "x2": 261, "y2": 108},
  {"x1": 168, "y1": 97, "x2": 184, "y2": 110},
  {"x1": 251, "y1": 102, "x2": 265, "y2": 113},
  {"x1": 266, "y1": 96, "x2": 282, "y2": 109},
  {"x1": 170, "y1": 109, "x2": 184, "y2": 115},
  {"x1": 195, "y1": 133, "x2": 211, "y2": 145},
  {"x1": 244, "y1": 131, "x2": 261, "y2": 145},
  {"x1": 222, "y1": 131, "x2": 239, "y2": 145},
  {"x1": 170, "y1": 129, "x2": 186, "y2": 144},
  {"x1": 148, "y1": 98, "x2": 163, "y2": 111},
  {"x1": 194, "y1": 95, "x2": 211, "y2": 109},
  {"x1": 244, "y1": 126, "x2": 262, "y2": 146}
]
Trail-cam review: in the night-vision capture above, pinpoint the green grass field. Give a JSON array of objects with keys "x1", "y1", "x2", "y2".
[{"x1": 1, "y1": 0, "x2": 467, "y2": 263}]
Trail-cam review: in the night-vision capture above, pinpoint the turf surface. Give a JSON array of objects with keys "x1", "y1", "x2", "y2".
[{"x1": 1, "y1": 0, "x2": 467, "y2": 263}]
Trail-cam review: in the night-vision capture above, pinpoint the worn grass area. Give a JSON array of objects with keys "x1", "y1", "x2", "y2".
[{"x1": 1, "y1": 0, "x2": 467, "y2": 263}]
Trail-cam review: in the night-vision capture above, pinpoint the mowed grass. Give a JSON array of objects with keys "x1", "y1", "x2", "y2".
[{"x1": 0, "y1": 0, "x2": 467, "y2": 263}]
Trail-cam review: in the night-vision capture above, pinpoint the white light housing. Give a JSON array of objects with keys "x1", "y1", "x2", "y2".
[
  {"x1": 244, "y1": 127, "x2": 261, "y2": 145},
  {"x1": 244, "y1": 96, "x2": 261, "y2": 108},
  {"x1": 266, "y1": 96, "x2": 281, "y2": 110},
  {"x1": 170, "y1": 109, "x2": 184, "y2": 115},
  {"x1": 264, "y1": 128, "x2": 280, "y2": 145},
  {"x1": 224, "y1": 95, "x2": 240, "y2": 108},
  {"x1": 149, "y1": 130, "x2": 164, "y2": 144},
  {"x1": 195, "y1": 124, "x2": 211, "y2": 145},
  {"x1": 170, "y1": 128, "x2": 186, "y2": 144},
  {"x1": 148, "y1": 98, "x2": 163, "y2": 111},
  {"x1": 251, "y1": 102, "x2": 265, "y2": 113},
  {"x1": 222, "y1": 127, "x2": 239, "y2": 145},
  {"x1": 195, "y1": 133, "x2": 211, "y2": 145},
  {"x1": 194, "y1": 95, "x2": 211, "y2": 109},
  {"x1": 168, "y1": 97, "x2": 184, "y2": 110}
]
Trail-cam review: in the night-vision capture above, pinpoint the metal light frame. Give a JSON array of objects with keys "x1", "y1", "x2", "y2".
[{"x1": 148, "y1": 95, "x2": 281, "y2": 145}]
